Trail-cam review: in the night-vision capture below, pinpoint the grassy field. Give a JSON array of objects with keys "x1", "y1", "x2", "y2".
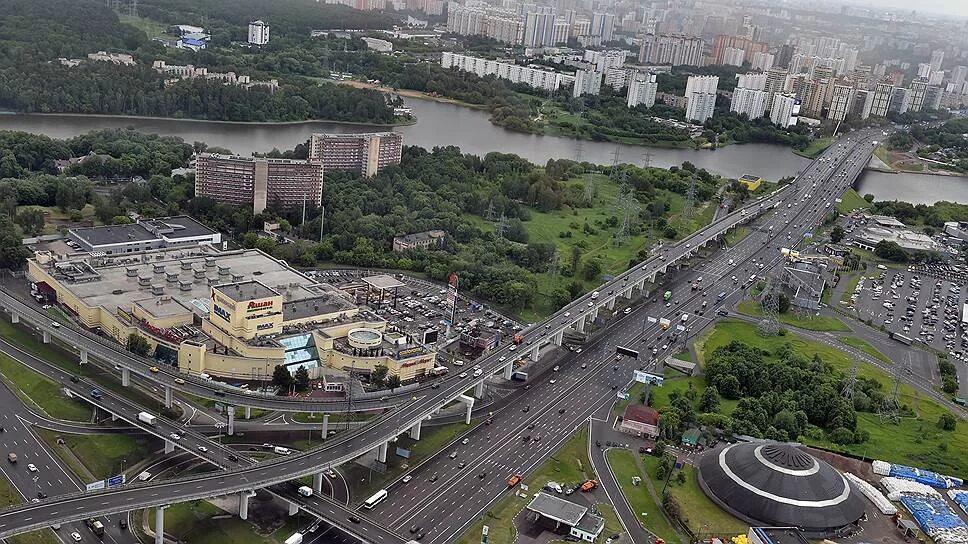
[
  {"x1": 455, "y1": 428, "x2": 594, "y2": 544},
  {"x1": 699, "y1": 320, "x2": 968, "y2": 476},
  {"x1": 837, "y1": 188, "x2": 872, "y2": 214},
  {"x1": 146, "y1": 501, "x2": 303, "y2": 544},
  {"x1": 723, "y1": 226, "x2": 750, "y2": 246},
  {"x1": 840, "y1": 336, "x2": 891, "y2": 363},
  {"x1": 0, "y1": 351, "x2": 92, "y2": 422},
  {"x1": 119, "y1": 14, "x2": 169, "y2": 39},
  {"x1": 736, "y1": 299, "x2": 849, "y2": 331},
  {"x1": 874, "y1": 146, "x2": 891, "y2": 165},
  {"x1": 606, "y1": 449, "x2": 681, "y2": 543},
  {"x1": 640, "y1": 455, "x2": 747, "y2": 537},
  {"x1": 0, "y1": 477, "x2": 58, "y2": 544},
  {"x1": 793, "y1": 137, "x2": 834, "y2": 158},
  {"x1": 0, "y1": 319, "x2": 176, "y2": 417},
  {"x1": 38, "y1": 429, "x2": 151, "y2": 479}
]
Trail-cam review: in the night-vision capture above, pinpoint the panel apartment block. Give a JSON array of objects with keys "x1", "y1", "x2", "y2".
[
  {"x1": 195, "y1": 154, "x2": 323, "y2": 214},
  {"x1": 308, "y1": 132, "x2": 403, "y2": 177}
]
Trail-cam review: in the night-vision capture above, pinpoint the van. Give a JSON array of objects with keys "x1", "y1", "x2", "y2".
[
  {"x1": 273, "y1": 446, "x2": 292, "y2": 456},
  {"x1": 717, "y1": 292, "x2": 727, "y2": 302},
  {"x1": 297, "y1": 485, "x2": 313, "y2": 497},
  {"x1": 7, "y1": 453, "x2": 16, "y2": 463}
]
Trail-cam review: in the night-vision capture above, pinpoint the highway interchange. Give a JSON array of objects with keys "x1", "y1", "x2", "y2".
[{"x1": 1, "y1": 127, "x2": 965, "y2": 544}]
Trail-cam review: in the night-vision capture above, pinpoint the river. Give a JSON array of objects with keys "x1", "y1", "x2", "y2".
[{"x1": 1, "y1": 96, "x2": 967, "y2": 203}]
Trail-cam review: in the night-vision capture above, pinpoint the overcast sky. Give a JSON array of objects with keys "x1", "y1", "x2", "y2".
[{"x1": 849, "y1": 0, "x2": 968, "y2": 17}]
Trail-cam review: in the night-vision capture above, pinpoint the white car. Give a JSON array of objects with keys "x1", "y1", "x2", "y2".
[
  {"x1": 70, "y1": 532, "x2": 82, "y2": 543},
  {"x1": 458, "y1": 372, "x2": 468, "y2": 378},
  {"x1": 462, "y1": 438, "x2": 469, "y2": 445},
  {"x1": 402, "y1": 475, "x2": 412, "y2": 483},
  {"x1": 553, "y1": 365, "x2": 560, "y2": 372},
  {"x1": 26, "y1": 464, "x2": 37, "y2": 472},
  {"x1": 549, "y1": 379, "x2": 557, "y2": 384},
  {"x1": 197, "y1": 446, "x2": 208, "y2": 453},
  {"x1": 499, "y1": 356, "x2": 506, "y2": 362}
]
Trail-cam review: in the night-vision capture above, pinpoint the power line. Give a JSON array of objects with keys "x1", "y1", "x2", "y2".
[{"x1": 756, "y1": 275, "x2": 780, "y2": 336}]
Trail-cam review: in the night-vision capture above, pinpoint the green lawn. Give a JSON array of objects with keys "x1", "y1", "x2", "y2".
[
  {"x1": 699, "y1": 320, "x2": 968, "y2": 476},
  {"x1": 38, "y1": 429, "x2": 150, "y2": 479},
  {"x1": 874, "y1": 146, "x2": 891, "y2": 165},
  {"x1": 839, "y1": 272, "x2": 866, "y2": 304},
  {"x1": 793, "y1": 137, "x2": 834, "y2": 158},
  {"x1": 146, "y1": 501, "x2": 303, "y2": 544},
  {"x1": 839, "y1": 336, "x2": 890, "y2": 364},
  {"x1": 0, "y1": 319, "x2": 177, "y2": 417},
  {"x1": 0, "y1": 477, "x2": 58, "y2": 544},
  {"x1": 723, "y1": 226, "x2": 750, "y2": 246},
  {"x1": 0, "y1": 351, "x2": 92, "y2": 422},
  {"x1": 837, "y1": 188, "x2": 872, "y2": 214},
  {"x1": 641, "y1": 455, "x2": 747, "y2": 537},
  {"x1": 606, "y1": 449, "x2": 680, "y2": 543},
  {"x1": 736, "y1": 299, "x2": 849, "y2": 331},
  {"x1": 456, "y1": 428, "x2": 594, "y2": 544},
  {"x1": 119, "y1": 14, "x2": 169, "y2": 39}
]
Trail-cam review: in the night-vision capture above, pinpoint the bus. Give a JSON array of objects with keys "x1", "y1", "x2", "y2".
[
  {"x1": 363, "y1": 489, "x2": 388, "y2": 509},
  {"x1": 890, "y1": 332, "x2": 913, "y2": 346}
]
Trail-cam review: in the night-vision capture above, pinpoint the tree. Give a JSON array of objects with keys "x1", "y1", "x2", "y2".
[
  {"x1": 386, "y1": 375, "x2": 402, "y2": 391},
  {"x1": 582, "y1": 258, "x2": 603, "y2": 281},
  {"x1": 938, "y1": 412, "x2": 957, "y2": 431},
  {"x1": 874, "y1": 240, "x2": 909, "y2": 262},
  {"x1": 294, "y1": 366, "x2": 310, "y2": 392},
  {"x1": 272, "y1": 365, "x2": 293, "y2": 391},
  {"x1": 653, "y1": 440, "x2": 666, "y2": 457},
  {"x1": 126, "y1": 333, "x2": 152, "y2": 357},
  {"x1": 698, "y1": 385, "x2": 720, "y2": 413},
  {"x1": 371, "y1": 365, "x2": 389, "y2": 387},
  {"x1": 14, "y1": 207, "x2": 45, "y2": 236},
  {"x1": 777, "y1": 293, "x2": 791, "y2": 314},
  {"x1": 830, "y1": 226, "x2": 845, "y2": 243},
  {"x1": 864, "y1": 193, "x2": 875, "y2": 203}
]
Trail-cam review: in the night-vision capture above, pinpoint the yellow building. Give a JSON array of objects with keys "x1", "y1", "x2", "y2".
[
  {"x1": 28, "y1": 243, "x2": 435, "y2": 382},
  {"x1": 737, "y1": 174, "x2": 763, "y2": 191}
]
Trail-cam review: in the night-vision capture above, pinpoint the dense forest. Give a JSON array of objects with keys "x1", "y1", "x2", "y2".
[
  {"x1": 0, "y1": 0, "x2": 397, "y2": 123},
  {"x1": 0, "y1": 128, "x2": 720, "y2": 311}
]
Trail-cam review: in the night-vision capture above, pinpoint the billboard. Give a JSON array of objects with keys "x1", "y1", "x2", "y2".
[
  {"x1": 616, "y1": 391, "x2": 630, "y2": 400},
  {"x1": 106, "y1": 474, "x2": 126, "y2": 488},
  {"x1": 395, "y1": 447, "x2": 411, "y2": 459},
  {"x1": 615, "y1": 345, "x2": 639, "y2": 358},
  {"x1": 633, "y1": 370, "x2": 664, "y2": 386},
  {"x1": 86, "y1": 480, "x2": 105, "y2": 492},
  {"x1": 423, "y1": 329, "x2": 439, "y2": 344}
]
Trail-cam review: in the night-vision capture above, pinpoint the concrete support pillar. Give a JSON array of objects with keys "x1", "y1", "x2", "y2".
[
  {"x1": 552, "y1": 332, "x2": 563, "y2": 346},
  {"x1": 10, "y1": 312, "x2": 18, "y2": 324},
  {"x1": 164, "y1": 386, "x2": 172, "y2": 409},
  {"x1": 79, "y1": 349, "x2": 88, "y2": 365},
  {"x1": 121, "y1": 367, "x2": 130, "y2": 387},
  {"x1": 409, "y1": 420, "x2": 422, "y2": 440},
  {"x1": 288, "y1": 501, "x2": 299, "y2": 516},
  {"x1": 313, "y1": 472, "x2": 325, "y2": 494},
  {"x1": 529, "y1": 346, "x2": 540, "y2": 362},
  {"x1": 244, "y1": 406, "x2": 251, "y2": 419},
  {"x1": 590, "y1": 307, "x2": 598, "y2": 322},
  {"x1": 321, "y1": 414, "x2": 329, "y2": 439},
  {"x1": 503, "y1": 363, "x2": 513, "y2": 381},
  {"x1": 239, "y1": 491, "x2": 251, "y2": 520},
  {"x1": 227, "y1": 406, "x2": 235, "y2": 436},
  {"x1": 574, "y1": 317, "x2": 585, "y2": 333},
  {"x1": 164, "y1": 440, "x2": 174, "y2": 454},
  {"x1": 636, "y1": 279, "x2": 645, "y2": 292},
  {"x1": 605, "y1": 298, "x2": 615, "y2": 311},
  {"x1": 473, "y1": 381, "x2": 485, "y2": 399},
  {"x1": 42, "y1": 331, "x2": 50, "y2": 344},
  {"x1": 110, "y1": 413, "x2": 118, "y2": 421},
  {"x1": 649, "y1": 272, "x2": 657, "y2": 283},
  {"x1": 377, "y1": 441, "x2": 388, "y2": 463},
  {"x1": 458, "y1": 394, "x2": 474, "y2": 424},
  {"x1": 624, "y1": 287, "x2": 633, "y2": 299},
  {"x1": 154, "y1": 506, "x2": 165, "y2": 544}
]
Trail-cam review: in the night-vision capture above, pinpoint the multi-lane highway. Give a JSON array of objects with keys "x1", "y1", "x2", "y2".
[{"x1": 0, "y1": 129, "x2": 918, "y2": 542}]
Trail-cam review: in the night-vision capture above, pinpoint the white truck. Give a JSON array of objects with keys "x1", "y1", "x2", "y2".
[
  {"x1": 681, "y1": 314, "x2": 689, "y2": 323},
  {"x1": 137, "y1": 412, "x2": 157, "y2": 426},
  {"x1": 284, "y1": 533, "x2": 303, "y2": 544},
  {"x1": 297, "y1": 485, "x2": 313, "y2": 497}
]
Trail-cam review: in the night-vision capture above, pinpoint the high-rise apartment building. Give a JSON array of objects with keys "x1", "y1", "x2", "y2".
[
  {"x1": 523, "y1": 11, "x2": 555, "y2": 47},
  {"x1": 750, "y1": 51, "x2": 774, "y2": 71},
  {"x1": 637, "y1": 34, "x2": 705, "y2": 67},
  {"x1": 551, "y1": 19, "x2": 570, "y2": 45},
  {"x1": 684, "y1": 75, "x2": 718, "y2": 124},
  {"x1": 584, "y1": 50, "x2": 626, "y2": 72},
  {"x1": 626, "y1": 73, "x2": 658, "y2": 108},
  {"x1": 953, "y1": 66, "x2": 967, "y2": 86},
  {"x1": 888, "y1": 87, "x2": 910, "y2": 114},
  {"x1": 572, "y1": 67, "x2": 602, "y2": 97},
  {"x1": 590, "y1": 12, "x2": 615, "y2": 41},
  {"x1": 770, "y1": 93, "x2": 799, "y2": 127},
  {"x1": 853, "y1": 89, "x2": 873, "y2": 120},
  {"x1": 908, "y1": 80, "x2": 928, "y2": 112},
  {"x1": 248, "y1": 20, "x2": 269, "y2": 45},
  {"x1": 730, "y1": 88, "x2": 768, "y2": 119},
  {"x1": 776, "y1": 44, "x2": 795, "y2": 69},
  {"x1": 930, "y1": 49, "x2": 944, "y2": 72},
  {"x1": 710, "y1": 35, "x2": 768, "y2": 66},
  {"x1": 195, "y1": 154, "x2": 322, "y2": 214},
  {"x1": 441, "y1": 52, "x2": 568, "y2": 91},
  {"x1": 827, "y1": 83, "x2": 855, "y2": 121},
  {"x1": 308, "y1": 132, "x2": 403, "y2": 177},
  {"x1": 736, "y1": 72, "x2": 767, "y2": 91},
  {"x1": 923, "y1": 84, "x2": 943, "y2": 111},
  {"x1": 763, "y1": 67, "x2": 789, "y2": 108},
  {"x1": 722, "y1": 47, "x2": 745, "y2": 67},
  {"x1": 447, "y1": 6, "x2": 485, "y2": 35},
  {"x1": 870, "y1": 82, "x2": 894, "y2": 117}
]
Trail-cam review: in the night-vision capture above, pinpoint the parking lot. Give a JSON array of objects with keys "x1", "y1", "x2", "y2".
[
  {"x1": 306, "y1": 269, "x2": 524, "y2": 360},
  {"x1": 848, "y1": 264, "x2": 968, "y2": 357}
]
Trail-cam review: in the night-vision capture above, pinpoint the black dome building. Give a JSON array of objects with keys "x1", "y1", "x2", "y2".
[{"x1": 698, "y1": 442, "x2": 867, "y2": 537}]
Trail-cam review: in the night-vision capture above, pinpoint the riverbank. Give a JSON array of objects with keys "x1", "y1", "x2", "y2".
[
  {"x1": 0, "y1": 110, "x2": 409, "y2": 128},
  {"x1": 337, "y1": 79, "x2": 488, "y2": 111},
  {"x1": 873, "y1": 145, "x2": 968, "y2": 178}
]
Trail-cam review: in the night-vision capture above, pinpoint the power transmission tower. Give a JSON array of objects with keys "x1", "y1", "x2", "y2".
[
  {"x1": 576, "y1": 138, "x2": 595, "y2": 204},
  {"x1": 128, "y1": 0, "x2": 138, "y2": 17},
  {"x1": 641, "y1": 151, "x2": 653, "y2": 168},
  {"x1": 549, "y1": 252, "x2": 561, "y2": 280},
  {"x1": 483, "y1": 200, "x2": 497, "y2": 222},
  {"x1": 757, "y1": 275, "x2": 781, "y2": 336},
  {"x1": 495, "y1": 212, "x2": 509, "y2": 238},
  {"x1": 683, "y1": 176, "x2": 698, "y2": 220},
  {"x1": 879, "y1": 354, "x2": 910, "y2": 423},
  {"x1": 841, "y1": 362, "x2": 858, "y2": 400},
  {"x1": 609, "y1": 146, "x2": 622, "y2": 183},
  {"x1": 613, "y1": 185, "x2": 640, "y2": 246}
]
